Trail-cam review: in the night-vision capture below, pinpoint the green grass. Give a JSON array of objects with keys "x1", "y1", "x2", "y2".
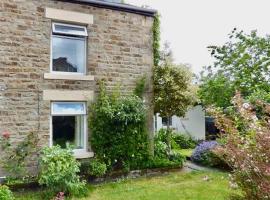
[{"x1": 15, "y1": 171, "x2": 241, "y2": 200}]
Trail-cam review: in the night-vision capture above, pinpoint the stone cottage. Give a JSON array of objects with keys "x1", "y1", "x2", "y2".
[{"x1": 0, "y1": 0, "x2": 156, "y2": 177}]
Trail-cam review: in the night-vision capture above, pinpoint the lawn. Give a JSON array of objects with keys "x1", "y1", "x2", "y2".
[{"x1": 15, "y1": 171, "x2": 241, "y2": 200}]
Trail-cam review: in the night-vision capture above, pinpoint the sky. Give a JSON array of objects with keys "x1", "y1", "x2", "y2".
[{"x1": 125, "y1": 0, "x2": 270, "y2": 74}]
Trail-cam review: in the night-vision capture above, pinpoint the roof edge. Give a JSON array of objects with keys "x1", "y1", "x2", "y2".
[{"x1": 56, "y1": 0, "x2": 157, "y2": 17}]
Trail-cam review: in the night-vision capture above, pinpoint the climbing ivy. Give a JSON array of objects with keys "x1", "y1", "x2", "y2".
[
  {"x1": 153, "y1": 14, "x2": 161, "y2": 67},
  {"x1": 134, "y1": 75, "x2": 147, "y2": 98}
]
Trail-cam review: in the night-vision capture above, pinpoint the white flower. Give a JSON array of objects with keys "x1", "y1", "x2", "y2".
[{"x1": 243, "y1": 103, "x2": 250, "y2": 109}]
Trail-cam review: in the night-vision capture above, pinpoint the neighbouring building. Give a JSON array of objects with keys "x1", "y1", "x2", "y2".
[
  {"x1": 154, "y1": 105, "x2": 206, "y2": 140},
  {"x1": 0, "y1": 0, "x2": 156, "y2": 177}
]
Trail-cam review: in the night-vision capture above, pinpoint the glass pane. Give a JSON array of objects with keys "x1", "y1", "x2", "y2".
[
  {"x1": 162, "y1": 117, "x2": 172, "y2": 126},
  {"x1": 52, "y1": 102, "x2": 85, "y2": 115},
  {"x1": 53, "y1": 115, "x2": 84, "y2": 149},
  {"x1": 52, "y1": 36, "x2": 86, "y2": 73},
  {"x1": 54, "y1": 24, "x2": 87, "y2": 36}
]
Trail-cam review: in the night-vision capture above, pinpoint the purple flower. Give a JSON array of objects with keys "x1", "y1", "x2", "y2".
[{"x1": 191, "y1": 141, "x2": 218, "y2": 163}]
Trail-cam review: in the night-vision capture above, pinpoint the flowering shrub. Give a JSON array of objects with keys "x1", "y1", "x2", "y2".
[
  {"x1": 191, "y1": 141, "x2": 221, "y2": 166},
  {"x1": 38, "y1": 146, "x2": 87, "y2": 198},
  {"x1": 54, "y1": 192, "x2": 65, "y2": 200},
  {"x1": 208, "y1": 92, "x2": 270, "y2": 200},
  {"x1": 89, "y1": 82, "x2": 149, "y2": 171},
  {"x1": 0, "y1": 185, "x2": 14, "y2": 200},
  {"x1": 0, "y1": 131, "x2": 37, "y2": 180}
]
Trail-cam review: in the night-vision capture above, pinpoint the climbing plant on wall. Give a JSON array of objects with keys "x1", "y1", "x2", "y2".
[{"x1": 153, "y1": 14, "x2": 161, "y2": 67}]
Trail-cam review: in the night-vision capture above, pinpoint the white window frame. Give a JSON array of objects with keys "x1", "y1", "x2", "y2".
[
  {"x1": 52, "y1": 22, "x2": 88, "y2": 37},
  {"x1": 50, "y1": 22, "x2": 88, "y2": 75},
  {"x1": 50, "y1": 101, "x2": 88, "y2": 155}
]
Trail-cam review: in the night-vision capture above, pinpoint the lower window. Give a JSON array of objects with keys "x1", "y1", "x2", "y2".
[{"x1": 51, "y1": 102, "x2": 86, "y2": 150}]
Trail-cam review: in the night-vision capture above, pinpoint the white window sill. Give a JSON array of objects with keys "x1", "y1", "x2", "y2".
[
  {"x1": 74, "y1": 151, "x2": 94, "y2": 159},
  {"x1": 44, "y1": 73, "x2": 94, "y2": 81}
]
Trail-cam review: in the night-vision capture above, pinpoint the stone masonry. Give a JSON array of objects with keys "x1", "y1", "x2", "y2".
[{"x1": 0, "y1": 0, "x2": 155, "y2": 176}]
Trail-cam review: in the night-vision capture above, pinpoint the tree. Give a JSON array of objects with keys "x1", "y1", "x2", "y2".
[
  {"x1": 198, "y1": 71, "x2": 235, "y2": 108},
  {"x1": 199, "y1": 29, "x2": 270, "y2": 108},
  {"x1": 154, "y1": 60, "x2": 197, "y2": 151}
]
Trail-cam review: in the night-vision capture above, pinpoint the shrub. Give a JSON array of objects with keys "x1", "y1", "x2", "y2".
[
  {"x1": 168, "y1": 150, "x2": 186, "y2": 164},
  {"x1": 0, "y1": 185, "x2": 14, "y2": 200},
  {"x1": 0, "y1": 132, "x2": 37, "y2": 181},
  {"x1": 145, "y1": 151, "x2": 184, "y2": 169},
  {"x1": 172, "y1": 133, "x2": 197, "y2": 149},
  {"x1": 38, "y1": 146, "x2": 87, "y2": 197},
  {"x1": 208, "y1": 92, "x2": 270, "y2": 199},
  {"x1": 81, "y1": 159, "x2": 107, "y2": 177},
  {"x1": 153, "y1": 129, "x2": 185, "y2": 169},
  {"x1": 191, "y1": 141, "x2": 226, "y2": 167},
  {"x1": 155, "y1": 128, "x2": 168, "y2": 143},
  {"x1": 154, "y1": 140, "x2": 167, "y2": 158},
  {"x1": 89, "y1": 82, "x2": 149, "y2": 171},
  {"x1": 155, "y1": 129, "x2": 197, "y2": 151}
]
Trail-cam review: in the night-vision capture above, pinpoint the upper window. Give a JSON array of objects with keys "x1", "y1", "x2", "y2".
[{"x1": 51, "y1": 23, "x2": 87, "y2": 74}]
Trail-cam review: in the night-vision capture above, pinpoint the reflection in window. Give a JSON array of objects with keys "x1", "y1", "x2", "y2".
[
  {"x1": 52, "y1": 36, "x2": 85, "y2": 73},
  {"x1": 51, "y1": 102, "x2": 86, "y2": 149},
  {"x1": 51, "y1": 23, "x2": 87, "y2": 74}
]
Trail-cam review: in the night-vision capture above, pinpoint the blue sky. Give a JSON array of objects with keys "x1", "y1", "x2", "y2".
[{"x1": 126, "y1": 0, "x2": 270, "y2": 74}]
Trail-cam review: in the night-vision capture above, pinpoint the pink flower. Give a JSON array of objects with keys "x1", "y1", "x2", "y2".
[
  {"x1": 55, "y1": 192, "x2": 65, "y2": 200},
  {"x1": 59, "y1": 192, "x2": 64, "y2": 197},
  {"x1": 2, "y1": 131, "x2": 10, "y2": 139}
]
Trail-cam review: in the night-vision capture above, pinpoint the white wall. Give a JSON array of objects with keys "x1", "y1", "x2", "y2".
[{"x1": 155, "y1": 105, "x2": 205, "y2": 140}]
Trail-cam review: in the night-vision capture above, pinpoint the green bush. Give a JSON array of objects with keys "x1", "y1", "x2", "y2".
[
  {"x1": 172, "y1": 133, "x2": 197, "y2": 149},
  {"x1": 154, "y1": 140, "x2": 167, "y2": 158},
  {"x1": 155, "y1": 128, "x2": 168, "y2": 143},
  {"x1": 81, "y1": 158, "x2": 107, "y2": 177},
  {"x1": 145, "y1": 151, "x2": 184, "y2": 169},
  {"x1": 168, "y1": 150, "x2": 186, "y2": 164},
  {"x1": 154, "y1": 128, "x2": 170, "y2": 158},
  {"x1": 155, "y1": 129, "x2": 197, "y2": 150},
  {"x1": 153, "y1": 129, "x2": 185, "y2": 169},
  {"x1": 0, "y1": 185, "x2": 14, "y2": 200},
  {"x1": 89, "y1": 82, "x2": 149, "y2": 171},
  {"x1": 38, "y1": 146, "x2": 87, "y2": 197}
]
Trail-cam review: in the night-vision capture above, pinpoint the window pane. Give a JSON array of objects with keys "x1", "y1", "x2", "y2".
[
  {"x1": 54, "y1": 24, "x2": 87, "y2": 36},
  {"x1": 52, "y1": 102, "x2": 86, "y2": 115},
  {"x1": 52, "y1": 36, "x2": 86, "y2": 73},
  {"x1": 52, "y1": 115, "x2": 84, "y2": 149},
  {"x1": 162, "y1": 117, "x2": 172, "y2": 126}
]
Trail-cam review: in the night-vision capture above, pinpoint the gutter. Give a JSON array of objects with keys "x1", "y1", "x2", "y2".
[{"x1": 56, "y1": 0, "x2": 157, "y2": 17}]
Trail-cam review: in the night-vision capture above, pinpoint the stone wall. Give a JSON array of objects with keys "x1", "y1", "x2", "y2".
[{"x1": 0, "y1": 0, "x2": 154, "y2": 176}]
